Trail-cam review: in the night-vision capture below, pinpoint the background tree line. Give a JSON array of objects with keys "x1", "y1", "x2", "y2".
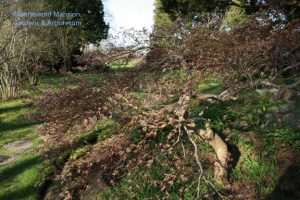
[
  {"x1": 150, "y1": 0, "x2": 299, "y2": 74},
  {"x1": 153, "y1": 0, "x2": 300, "y2": 32},
  {"x1": 0, "y1": 0, "x2": 108, "y2": 100}
]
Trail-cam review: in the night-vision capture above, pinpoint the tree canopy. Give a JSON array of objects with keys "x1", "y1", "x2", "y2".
[
  {"x1": 46, "y1": 0, "x2": 109, "y2": 44},
  {"x1": 42, "y1": 0, "x2": 109, "y2": 70},
  {"x1": 159, "y1": 0, "x2": 300, "y2": 21}
]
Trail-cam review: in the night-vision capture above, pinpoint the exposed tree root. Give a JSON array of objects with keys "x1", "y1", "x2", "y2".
[
  {"x1": 175, "y1": 93, "x2": 230, "y2": 197},
  {"x1": 198, "y1": 122, "x2": 229, "y2": 186},
  {"x1": 184, "y1": 123, "x2": 227, "y2": 200}
]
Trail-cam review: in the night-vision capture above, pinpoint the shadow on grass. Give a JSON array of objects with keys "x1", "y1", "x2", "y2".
[
  {"x1": 265, "y1": 162, "x2": 300, "y2": 200},
  {"x1": 228, "y1": 143, "x2": 241, "y2": 170},
  {"x1": 0, "y1": 103, "x2": 32, "y2": 114},
  {"x1": 0, "y1": 155, "x2": 41, "y2": 185},
  {"x1": 0, "y1": 155, "x2": 42, "y2": 199},
  {"x1": 0, "y1": 102, "x2": 40, "y2": 135},
  {"x1": 0, "y1": 184, "x2": 38, "y2": 200},
  {"x1": 0, "y1": 121, "x2": 39, "y2": 133},
  {"x1": 110, "y1": 67, "x2": 133, "y2": 72}
]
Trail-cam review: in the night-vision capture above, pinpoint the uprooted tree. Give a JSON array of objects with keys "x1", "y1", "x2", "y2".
[
  {"x1": 33, "y1": 19, "x2": 299, "y2": 198},
  {"x1": 10, "y1": 0, "x2": 298, "y2": 198}
]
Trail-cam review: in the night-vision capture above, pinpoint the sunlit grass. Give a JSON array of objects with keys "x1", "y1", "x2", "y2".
[
  {"x1": 109, "y1": 58, "x2": 141, "y2": 70},
  {"x1": 0, "y1": 98, "x2": 42, "y2": 200},
  {"x1": 196, "y1": 77, "x2": 224, "y2": 95},
  {"x1": 230, "y1": 133, "x2": 278, "y2": 195},
  {"x1": 0, "y1": 154, "x2": 43, "y2": 200},
  {"x1": 0, "y1": 99, "x2": 38, "y2": 147}
]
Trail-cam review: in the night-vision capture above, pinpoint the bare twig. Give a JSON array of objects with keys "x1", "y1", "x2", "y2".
[{"x1": 184, "y1": 125, "x2": 203, "y2": 199}]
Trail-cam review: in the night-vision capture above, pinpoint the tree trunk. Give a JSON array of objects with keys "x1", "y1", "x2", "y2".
[{"x1": 62, "y1": 58, "x2": 72, "y2": 72}]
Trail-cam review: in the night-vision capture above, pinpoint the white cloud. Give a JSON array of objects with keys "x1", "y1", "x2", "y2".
[{"x1": 103, "y1": 0, "x2": 155, "y2": 33}]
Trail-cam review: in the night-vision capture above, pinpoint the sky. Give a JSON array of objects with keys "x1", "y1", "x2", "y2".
[{"x1": 103, "y1": 0, "x2": 155, "y2": 34}]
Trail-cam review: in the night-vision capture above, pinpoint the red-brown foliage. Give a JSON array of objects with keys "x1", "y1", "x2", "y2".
[
  {"x1": 74, "y1": 53, "x2": 109, "y2": 72},
  {"x1": 147, "y1": 19, "x2": 300, "y2": 80}
]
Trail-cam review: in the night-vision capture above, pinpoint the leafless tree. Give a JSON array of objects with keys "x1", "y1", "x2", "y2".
[{"x1": 0, "y1": 3, "x2": 28, "y2": 99}]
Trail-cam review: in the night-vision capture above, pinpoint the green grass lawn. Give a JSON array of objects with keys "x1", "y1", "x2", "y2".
[
  {"x1": 109, "y1": 58, "x2": 141, "y2": 70},
  {"x1": 0, "y1": 154, "x2": 43, "y2": 200},
  {"x1": 0, "y1": 72, "x2": 109, "y2": 200},
  {"x1": 38, "y1": 73, "x2": 106, "y2": 91},
  {"x1": 0, "y1": 99, "x2": 43, "y2": 200},
  {"x1": 0, "y1": 99, "x2": 39, "y2": 146}
]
